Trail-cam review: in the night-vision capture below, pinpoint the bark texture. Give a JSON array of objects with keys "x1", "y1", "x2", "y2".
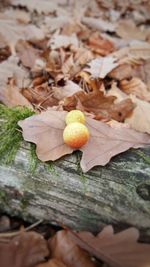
[{"x1": 0, "y1": 146, "x2": 150, "y2": 241}]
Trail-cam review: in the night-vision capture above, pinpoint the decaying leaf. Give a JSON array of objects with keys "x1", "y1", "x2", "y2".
[
  {"x1": 84, "y1": 56, "x2": 118, "y2": 78},
  {"x1": 108, "y1": 63, "x2": 133, "y2": 80},
  {"x1": 0, "y1": 231, "x2": 49, "y2": 267},
  {"x1": 120, "y1": 78, "x2": 150, "y2": 102},
  {"x1": 18, "y1": 110, "x2": 73, "y2": 162},
  {"x1": 19, "y1": 109, "x2": 150, "y2": 172},
  {"x1": 69, "y1": 225, "x2": 150, "y2": 267},
  {"x1": 88, "y1": 33, "x2": 115, "y2": 56},
  {"x1": 48, "y1": 230, "x2": 96, "y2": 267}
]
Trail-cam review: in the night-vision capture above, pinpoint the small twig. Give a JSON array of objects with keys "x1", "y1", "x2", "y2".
[{"x1": 0, "y1": 219, "x2": 43, "y2": 239}]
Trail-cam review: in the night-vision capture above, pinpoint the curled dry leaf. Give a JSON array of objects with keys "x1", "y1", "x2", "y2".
[
  {"x1": 120, "y1": 78, "x2": 150, "y2": 102},
  {"x1": 0, "y1": 231, "x2": 49, "y2": 267},
  {"x1": 84, "y1": 56, "x2": 118, "y2": 78},
  {"x1": 48, "y1": 230, "x2": 96, "y2": 267},
  {"x1": 133, "y1": 59, "x2": 150, "y2": 91},
  {"x1": 68, "y1": 225, "x2": 150, "y2": 267},
  {"x1": 18, "y1": 110, "x2": 73, "y2": 162},
  {"x1": 19, "y1": 109, "x2": 150, "y2": 172}
]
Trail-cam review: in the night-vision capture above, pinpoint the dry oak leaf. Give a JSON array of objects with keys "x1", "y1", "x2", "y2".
[
  {"x1": 68, "y1": 225, "x2": 150, "y2": 267},
  {"x1": 18, "y1": 110, "x2": 73, "y2": 162},
  {"x1": 0, "y1": 231, "x2": 49, "y2": 267},
  {"x1": 84, "y1": 56, "x2": 118, "y2": 78},
  {"x1": 80, "y1": 116, "x2": 150, "y2": 172},
  {"x1": 52, "y1": 81, "x2": 82, "y2": 101},
  {"x1": 120, "y1": 78, "x2": 150, "y2": 102},
  {"x1": 19, "y1": 110, "x2": 150, "y2": 172},
  {"x1": 63, "y1": 90, "x2": 134, "y2": 122},
  {"x1": 48, "y1": 230, "x2": 96, "y2": 267},
  {"x1": 125, "y1": 95, "x2": 150, "y2": 134},
  {"x1": 88, "y1": 34, "x2": 115, "y2": 56},
  {"x1": 0, "y1": 13, "x2": 44, "y2": 51}
]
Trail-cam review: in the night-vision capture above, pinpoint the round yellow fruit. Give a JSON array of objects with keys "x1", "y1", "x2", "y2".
[
  {"x1": 65, "y1": 110, "x2": 85, "y2": 125},
  {"x1": 63, "y1": 122, "x2": 89, "y2": 149}
]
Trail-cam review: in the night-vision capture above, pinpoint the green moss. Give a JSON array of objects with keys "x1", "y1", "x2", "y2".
[
  {"x1": 0, "y1": 104, "x2": 34, "y2": 164},
  {"x1": 28, "y1": 143, "x2": 40, "y2": 174},
  {"x1": 0, "y1": 191, "x2": 7, "y2": 206},
  {"x1": 136, "y1": 151, "x2": 150, "y2": 165}
]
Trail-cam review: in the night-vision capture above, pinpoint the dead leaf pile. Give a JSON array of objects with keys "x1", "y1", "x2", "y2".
[
  {"x1": 0, "y1": 225, "x2": 150, "y2": 267},
  {"x1": 0, "y1": 0, "x2": 150, "y2": 170}
]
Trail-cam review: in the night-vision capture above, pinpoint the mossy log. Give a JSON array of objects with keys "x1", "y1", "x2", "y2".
[{"x1": 0, "y1": 146, "x2": 150, "y2": 241}]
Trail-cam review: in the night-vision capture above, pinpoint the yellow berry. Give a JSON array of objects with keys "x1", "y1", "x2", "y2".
[
  {"x1": 63, "y1": 122, "x2": 89, "y2": 149},
  {"x1": 65, "y1": 110, "x2": 85, "y2": 125}
]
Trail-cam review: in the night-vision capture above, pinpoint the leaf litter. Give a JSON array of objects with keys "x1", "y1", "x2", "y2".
[{"x1": 1, "y1": 0, "x2": 150, "y2": 265}]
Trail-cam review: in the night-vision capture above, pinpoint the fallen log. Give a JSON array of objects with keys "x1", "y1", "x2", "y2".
[{"x1": 0, "y1": 146, "x2": 150, "y2": 241}]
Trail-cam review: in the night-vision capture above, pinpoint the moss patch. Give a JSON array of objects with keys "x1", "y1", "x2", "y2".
[{"x1": 0, "y1": 104, "x2": 34, "y2": 164}]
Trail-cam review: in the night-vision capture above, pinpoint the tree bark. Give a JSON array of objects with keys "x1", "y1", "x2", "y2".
[{"x1": 0, "y1": 146, "x2": 150, "y2": 241}]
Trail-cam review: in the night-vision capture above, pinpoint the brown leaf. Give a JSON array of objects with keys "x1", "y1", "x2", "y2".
[
  {"x1": 16, "y1": 40, "x2": 41, "y2": 69},
  {"x1": 116, "y1": 20, "x2": 149, "y2": 41},
  {"x1": 68, "y1": 226, "x2": 150, "y2": 267},
  {"x1": 37, "y1": 259, "x2": 67, "y2": 267},
  {"x1": 120, "y1": 78, "x2": 150, "y2": 102},
  {"x1": 63, "y1": 90, "x2": 134, "y2": 122},
  {"x1": 80, "y1": 116, "x2": 150, "y2": 172},
  {"x1": 108, "y1": 63, "x2": 133, "y2": 80},
  {"x1": 84, "y1": 56, "x2": 118, "y2": 78},
  {"x1": 125, "y1": 95, "x2": 150, "y2": 134},
  {"x1": 0, "y1": 13, "x2": 44, "y2": 51},
  {"x1": 0, "y1": 231, "x2": 49, "y2": 267},
  {"x1": 18, "y1": 110, "x2": 73, "y2": 162},
  {"x1": 133, "y1": 59, "x2": 150, "y2": 91},
  {"x1": 48, "y1": 230, "x2": 96, "y2": 267},
  {"x1": 19, "y1": 109, "x2": 150, "y2": 172},
  {"x1": 1, "y1": 78, "x2": 33, "y2": 108},
  {"x1": 88, "y1": 33, "x2": 115, "y2": 56},
  {"x1": 22, "y1": 86, "x2": 58, "y2": 109},
  {"x1": 0, "y1": 56, "x2": 31, "y2": 106},
  {"x1": 52, "y1": 81, "x2": 82, "y2": 101}
]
